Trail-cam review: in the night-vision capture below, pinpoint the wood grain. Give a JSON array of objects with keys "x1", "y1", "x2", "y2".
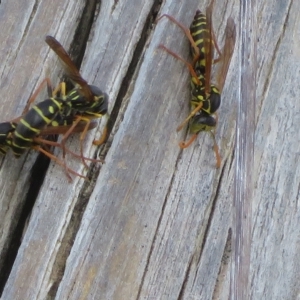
[{"x1": 0, "y1": 0, "x2": 299, "y2": 299}]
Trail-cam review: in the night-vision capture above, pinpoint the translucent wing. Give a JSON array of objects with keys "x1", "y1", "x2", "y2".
[
  {"x1": 215, "y1": 17, "x2": 236, "y2": 92},
  {"x1": 45, "y1": 36, "x2": 93, "y2": 101}
]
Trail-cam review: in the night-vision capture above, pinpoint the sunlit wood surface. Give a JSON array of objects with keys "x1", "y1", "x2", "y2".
[{"x1": 0, "y1": 0, "x2": 298, "y2": 299}]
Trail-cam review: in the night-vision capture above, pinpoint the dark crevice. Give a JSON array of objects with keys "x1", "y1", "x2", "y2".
[
  {"x1": 45, "y1": 0, "x2": 101, "y2": 298},
  {"x1": 136, "y1": 126, "x2": 185, "y2": 299},
  {"x1": 136, "y1": 166, "x2": 170, "y2": 300},
  {"x1": 178, "y1": 255, "x2": 193, "y2": 300},
  {"x1": 229, "y1": 145, "x2": 235, "y2": 172},
  {"x1": 110, "y1": 0, "x2": 119, "y2": 14},
  {"x1": 58, "y1": 0, "x2": 101, "y2": 92},
  {"x1": 47, "y1": 162, "x2": 100, "y2": 299},
  {"x1": 69, "y1": 0, "x2": 100, "y2": 69},
  {"x1": 0, "y1": 153, "x2": 50, "y2": 296},
  {"x1": 212, "y1": 228, "x2": 232, "y2": 299}
]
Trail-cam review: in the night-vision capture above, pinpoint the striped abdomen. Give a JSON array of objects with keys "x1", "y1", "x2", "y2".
[
  {"x1": 11, "y1": 98, "x2": 65, "y2": 156},
  {"x1": 190, "y1": 10, "x2": 214, "y2": 74}
]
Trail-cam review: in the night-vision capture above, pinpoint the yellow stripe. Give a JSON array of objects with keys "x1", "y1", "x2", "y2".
[
  {"x1": 14, "y1": 130, "x2": 33, "y2": 142},
  {"x1": 193, "y1": 21, "x2": 206, "y2": 28},
  {"x1": 12, "y1": 140, "x2": 30, "y2": 149},
  {"x1": 33, "y1": 106, "x2": 52, "y2": 124},
  {"x1": 20, "y1": 119, "x2": 40, "y2": 134},
  {"x1": 69, "y1": 90, "x2": 80, "y2": 100},
  {"x1": 195, "y1": 39, "x2": 204, "y2": 46},
  {"x1": 193, "y1": 28, "x2": 208, "y2": 36}
]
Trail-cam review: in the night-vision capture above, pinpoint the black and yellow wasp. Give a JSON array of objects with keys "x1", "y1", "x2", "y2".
[
  {"x1": 157, "y1": 0, "x2": 236, "y2": 168},
  {"x1": 0, "y1": 82, "x2": 99, "y2": 180},
  {"x1": 0, "y1": 36, "x2": 109, "y2": 180}
]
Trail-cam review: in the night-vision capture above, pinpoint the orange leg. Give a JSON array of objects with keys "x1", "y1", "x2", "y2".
[
  {"x1": 157, "y1": 14, "x2": 200, "y2": 59},
  {"x1": 52, "y1": 81, "x2": 67, "y2": 98},
  {"x1": 179, "y1": 132, "x2": 221, "y2": 168},
  {"x1": 32, "y1": 145, "x2": 86, "y2": 182},
  {"x1": 59, "y1": 116, "x2": 99, "y2": 169},
  {"x1": 93, "y1": 126, "x2": 108, "y2": 146},
  {"x1": 209, "y1": 131, "x2": 221, "y2": 168},
  {"x1": 158, "y1": 45, "x2": 205, "y2": 132},
  {"x1": 66, "y1": 115, "x2": 107, "y2": 161},
  {"x1": 22, "y1": 78, "x2": 53, "y2": 115},
  {"x1": 179, "y1": 134, "x2": 198, "y2": 148},
  {"x1": 78, "y1": 118, "x2": 92, "y2": 157},
  {"x1": 33, "y1": 137, "x2": 103, "y2": 163},
  {"x1": 59, "y1": 117, "x2": 88, "y2": 168},
  {"x1": 158, "y1": 45, "x2": 201, "y2": 85},
  {"x1": 176, "y1": 102, "x2": 203, "y2": 132},
  {"x1": 210, "y1": 113, "x2": 221, "y2": 168},
  {"x1": 22, "y1": 77, "x2": 52, "y2": 115},
  {"x1": 157, "y1": 13, "x2": 222, "y2": 64},
  {"x1": 12, "y1": 77, "x2": 53, "y2": 123}
]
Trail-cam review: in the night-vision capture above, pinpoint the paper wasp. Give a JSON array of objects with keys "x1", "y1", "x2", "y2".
[
  {"x1": 6, "y1": 35, "x2": 108, "y2": 179},
  {"x1": 2, "y1": 77, "x2": 102, "y2": 181},
  {"x1": 157, "y1": 0, "x2": 236, "y2": 168}
]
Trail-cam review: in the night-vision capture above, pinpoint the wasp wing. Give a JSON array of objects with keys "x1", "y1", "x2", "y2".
[
  {"x1": 215, "y1": 17, "x2": 236, "y2": 92},
  {"x1": 45, "y1": 36, "x2": 93, "y2": 101}
]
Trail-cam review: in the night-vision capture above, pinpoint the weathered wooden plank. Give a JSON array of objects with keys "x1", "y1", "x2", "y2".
[
  {"x1": 1, "y1": 0, "x2": 299, "y2": 299},
  {"x1": 251, "y1": 0, "x2": 300, "y2": 299}
]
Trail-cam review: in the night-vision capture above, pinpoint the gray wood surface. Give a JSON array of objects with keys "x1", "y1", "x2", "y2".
[{"x1": 0, "y1": 0, "x2": 299, "y2": 299}]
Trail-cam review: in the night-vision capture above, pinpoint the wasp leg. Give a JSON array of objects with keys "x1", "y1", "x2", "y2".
[
  {"x1": 32, "y1": 145, "x2": 86, "y2": 182},
  {"x1": 52, "y1": 81, "x2": 67, "y2": 98},
  {"x1": 178, "y1": 134, "x2": 198, "y2": 148},
  {"x1": 59, "y1": 116, "x2": 96, "y2": 169},
  {"x1": 93, "y1": 126, "x2": 108, "y2": 146},
  {"x1": 77, "y1": 117, "x2": 92, "y2": 167},
  {"x1": 34, "y1": 137, "x2": 104, "y2": 163},
  {"x1": 158, "y1": 45, "x2": 201, "y2": 85},
  {"x1": 209, "y1": 131, "x2": 221, "y2": 168},
  {"x1": 157, "y1": 14, "x2": 200, "y2": 59},
  {"x1": 157, "y1": 13, "x2": 222, "y2": 66},
  {"x1": 52, "y1": 81, "x2": 77, "y2": 162},
  {"x1": 58, "y1": 117, "x2": 86, "y2": 167},
  {"x1": 176, "y1": 102, "x2": 203, "y2": 132},
  {"x1": 210, "y1": 112, "x2": 221, "y2": 168},
  {"x1": 76, "y1": 115, "x2": 106, "y2": 159},
  {"x1": 22, "y1": 78, "x2": 53, "y2": 115},
  {"x1": 158, "y1": 44, "x2": 204, "y2": 132},
  {"x1": 179, "y1": 131, "x2": 221, "y2": 168}
]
